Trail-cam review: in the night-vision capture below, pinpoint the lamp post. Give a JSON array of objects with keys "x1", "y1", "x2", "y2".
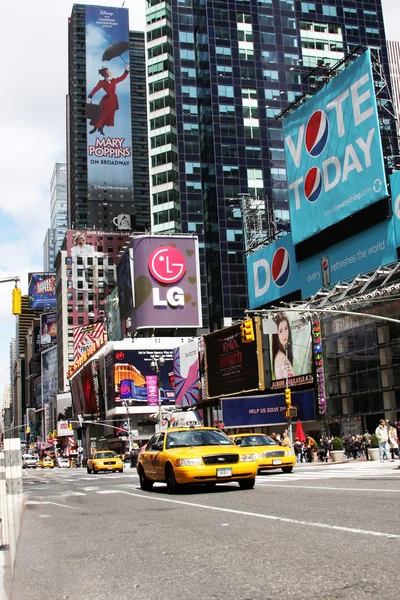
[
  {"x1": 120, "y1": 400, "x2": 132, "y2": 454},
  {"x1": 286, "y1": 342, "x2": 293, "y2": 447},
  {"x1": 150, "y1": 356, "x2": 165, "y2": 433}
]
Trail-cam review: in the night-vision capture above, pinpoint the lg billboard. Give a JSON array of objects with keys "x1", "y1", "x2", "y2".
[
  {"x1": 283, "y1": 49, "x2": 387, "y2": 246},
  {"x1": 85, "y1": 6, "x2": 133, "y2": 195}
]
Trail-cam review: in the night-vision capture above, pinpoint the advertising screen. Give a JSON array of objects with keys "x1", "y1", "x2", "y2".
[
  {"x1": 70, "y1": 362, "x2": 100, "y2": 417},
  {"x1": 85, "y1": 6, "x2": 133, "y2": 195},
  {"x1": 28, "y1": 273, "x2": 56, "y2": 309},
  {"x1": 41, "y1": 347, "x2": 58, "y2": 405},
  {"x1": 116, "y1": 248, "x2": 134, "y2": 320},
  {"x1": 283, "y1": 49, "x2": 387, "y2": 245},
  {"x1": 105, "y1": 287, "x2": 122, "y2": 341},
  {"x1": 129, "y1": 236, "x2": 202, "y2": 329},
  {"x1": 269, "y1": 312, "x2": 313, "y2": 389},
  {"x1": 173, "y1": 340, "x2": 200, "y2": 407},
  {"x1": 40, "y1": 313, "x2": 57, "y2": 347},
  {"x1": 111, "y1": 349, "x2": 175, "y2": 407},
  {"x1": 222, "y1": 391, "x2": 316, "y2": 428},
  {"x1": 205, "y1": 318, "x2": 265, "y2": 400}
]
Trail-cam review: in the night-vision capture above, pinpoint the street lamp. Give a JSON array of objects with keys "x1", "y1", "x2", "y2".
[
  {"x1": 120, "y1": 400, "x2": 132, "y2": 454},
  {"x1": 150, "y1": 356, "x2": 165, "y2": 433}
]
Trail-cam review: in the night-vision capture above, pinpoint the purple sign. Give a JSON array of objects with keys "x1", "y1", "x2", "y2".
[
  {"x1": 146, "y1": 375, "x2": 159, "y2": 406},
  {"x1": 127, "y1": 235, "x2": 202, "y2": 330}
]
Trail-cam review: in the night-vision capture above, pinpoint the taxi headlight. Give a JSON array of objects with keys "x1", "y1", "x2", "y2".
[
  {"x1": 240, "y1": 454, "x2": 256, "y2": 462},
  {"x1": 175, "y1": 458, "x2": 202, "y2": 466},
  {"x1": 285, "y1": 450, "x2": 295, "y2": 456},
  {"x1": 252, "y1": 453, "x2": 263, "y2": 460}
]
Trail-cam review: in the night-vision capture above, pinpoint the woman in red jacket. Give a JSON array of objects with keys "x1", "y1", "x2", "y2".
[{"x1": 88, "y1": 64, "x2": 130, "y2": 135}]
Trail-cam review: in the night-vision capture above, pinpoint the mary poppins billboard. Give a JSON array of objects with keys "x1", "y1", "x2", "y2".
[{"x1": 123, "y1": 235, "x2": 202, "y2": 330}]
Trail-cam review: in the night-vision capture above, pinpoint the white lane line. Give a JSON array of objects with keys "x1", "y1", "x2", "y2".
[
  {"x1": 25, "y1": 500, "x2": 82, "y2": 510},
  {"x1": 96, "y1": 489, "x2": 400, "y2": 540},
  {"x1": 255, "y1": 483, "x2": 400, "y2": 493}
]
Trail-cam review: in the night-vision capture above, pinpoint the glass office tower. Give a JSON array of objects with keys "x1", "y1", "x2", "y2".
[{"x1": 146, "y1": 0, "x2": 395, "y2": 330}]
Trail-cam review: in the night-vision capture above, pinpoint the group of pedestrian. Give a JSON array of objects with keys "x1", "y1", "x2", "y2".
[{"x1": 375, "y1": 419, "x2": 400, "y2": 464}]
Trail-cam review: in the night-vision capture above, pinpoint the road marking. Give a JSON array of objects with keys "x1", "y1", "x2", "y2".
[
  {"x1": 97, "y1": 490, "x2": 400, "y2": 540},
  {"x1": 25, "y1": 500, "x2": 81, "y2": 510},
  {"x1": 255, "y1": 483, "x2": 400, "y2": 493}
]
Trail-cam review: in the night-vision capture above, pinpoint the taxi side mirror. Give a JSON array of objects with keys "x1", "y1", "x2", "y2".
[{"x1": 234, "y1": 438, "x2": 242, "y2": 445}]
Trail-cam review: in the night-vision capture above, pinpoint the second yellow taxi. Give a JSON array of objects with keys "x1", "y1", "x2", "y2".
[
  {"x1": 230, "y1": 433, "x2": 296, "y2": 474},
  {"x1": 40, "y1": 456, "x2": 54, "y2": 469},
  {"x1": 87, "y1": 451, "x2": 124, "y2": 474},
  {"x1": 137, "y1": 426, "x2": 258, "y2": 493}
]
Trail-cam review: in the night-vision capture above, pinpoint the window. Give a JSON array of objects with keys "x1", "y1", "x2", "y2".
[
  {"x1": 343, "y1": 7, "x2": 357, "y2": 17},
  {"x1": 247, "y1": 168, "x2": 263, "y2": 180},
  {"x1": 185, "y1": 162, "x2": 201, "y2": 174},
  {"x1": 223, "y1": 165, "x2": 240, "y2": 178},
  {"x1": 217, "y1": 65, "x2": 233, "y2": 77},
  {"x1": 242, "y1": 106, "x2": 258, "y2": 118},
  {"x1": 262, "y1": 50, "x2": 278, "y2": 63},
  {"x1": 219, "y1": 104, "x2": 235, "y2": 117},
  {"x1": 216, "y1": 27, "x2": 230, "y2": 40},
  {"x1": 179, "y1": 31, "x2": 194, "y2": 43},
  {"x1": 282, "y1": 17, "x2": 296, "y2": 29},
  {"x1": 180, "y1": 49, "x2": 195, "y2": 60},
  {"x1": 271, "y1": 167, "x2": 287, "y2": 180},
  {"x1": 244, "y1": 125, "x2": 260, "y2": 139},
  {"x1": 268, "y1": 127, "x2": 283, "y2": 141},
  {"x1": 270, "y1": 148, "x2": 285, "y2": 161},
  {"x1": 239, "y1": 47, "x2": 254, "y2": 60},
  {"x1": 266, "y1": 108, "x2": 281, "y2": 118},
  {"x1": 242, "y1": 87, "x2": 257, "y2": 99},
  {"x1": 216, "y1": 46, "x2": 232, "y2": 57},
  {"x1": 263, "y1": 69, "x2": 279, "y2": 81},
  {"x1": 226, "y1": 230, "x2": 243, "y2": 242},
  {"x1": 265, "y1": 89, "x2": 280, "y2": 100},
  {"x1": 301, "y1": 2, "x2": 315, "y2": 12},
  {"x1": 283, "y1": 35, "x2": 298, "y2": 47},
  {"x1": 364, "y1": 9, "x2": 377, "y2": 19},
  {"x1": 366, "y1": 27, "x2": 380, "y2": 38},
  {"x1": 222, "y1": 145, "x2": 237, "y2": 158},
  {"x1": 262, "y1": 32, "x2": 276, "y2": 45},
  {"x1": 284, "y1": 53, "x2": 299, "y2": 65},
  {"x1": 238, "y1": 30, "x2": 253, "y2": 42},
  {"x1": 322, "y1": 5, "x2": 337, "y2": 17},
  {"x1": 237, "y1": 12, "x2": 251, "y2": 23},
  {"x1": 218, "y1": 85, "x2": 234, "y2": 97},
  {"x1": 345, "y1": 25, "x2": 359, "y2": 36},
  {"x1": 182, "y1": 86, "x2": 197, "y2": 98},
  {"x1": 245, "y1": 146, "x2": 261, "y2": 159}
]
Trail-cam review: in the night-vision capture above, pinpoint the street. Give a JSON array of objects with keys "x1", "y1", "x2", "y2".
[{"x1": 7, "y1": 461, "x2": 400, "y2": 600}]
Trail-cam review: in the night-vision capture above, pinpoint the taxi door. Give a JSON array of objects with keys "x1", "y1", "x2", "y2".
[
  {"x1": 141, "y1": 434, "x2": 160, "y2": 480},
  {"x1": 153, "y1": 433, "x2": 166, "y2": 481}
]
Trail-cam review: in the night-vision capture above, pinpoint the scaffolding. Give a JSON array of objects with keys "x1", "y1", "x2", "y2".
[{"x1": 239, "y1": 194, "x2": 276, "y2": 254}]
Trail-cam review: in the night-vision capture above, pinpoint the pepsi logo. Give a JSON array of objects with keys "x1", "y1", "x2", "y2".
[
  {"x1": 321, "y1": 258, "x2": 329, "y2": 272},
  {"x1": 395, "y1": 194, "x2": 400, "y2": 220},
  {"x1": 272, "y1": 247, "x2": 290, "y2": 288},
  {"x1": 305, "y1": 110, "x2": 329, "y2": 157},
  {"x1": 304, "y1": 167, "x2": 322, "y2": 203}
]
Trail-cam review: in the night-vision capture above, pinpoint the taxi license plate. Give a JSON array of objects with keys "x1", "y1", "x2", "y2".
[
  {"x1": 216, "y1": 468, "x2": 232, "y2": 478},
  {"x1": 272, "y1": 459, "x2": 282, "y2": 465}
]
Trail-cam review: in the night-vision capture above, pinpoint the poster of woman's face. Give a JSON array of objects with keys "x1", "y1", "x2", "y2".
[{"x1": 270, "y1": 313, "x2": 313, "y2": 389}]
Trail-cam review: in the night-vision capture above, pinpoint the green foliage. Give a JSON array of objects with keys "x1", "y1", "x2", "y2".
[
  {"x1": 332, "y1": 437, "x2": 344, "y2": 451},
  {"x1": 370, "y1": 434, "x2": 379, "y2": 448}
]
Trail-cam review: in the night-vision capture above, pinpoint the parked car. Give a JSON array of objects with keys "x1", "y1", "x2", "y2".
[
  {"x1": 22, "y1": 455, "x2": 37, "y2": 469},
  {"x1": 229, "y1": 433, "x2": 296, "y2": 474},
  {"x1": 87, "y1": 451, "x2": 123, "y2": 474},
  {"x1": 137, "y1": 427, "x2": 258, "y2": 493}
]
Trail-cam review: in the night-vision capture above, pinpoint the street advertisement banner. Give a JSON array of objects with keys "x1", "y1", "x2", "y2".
[
  {"x1": 222, "y1": 391, "x2": 316, "y2": 428},
  {"x1": 34, "y1": 376, "x2": 42, "y2": 409},
  {"x1": 105, "y1": 288, "x2": 122, "y2": 341},
  {"x1": 41, "y1": 346, "x2": 58, "y2": 405},
  {"x1": 56, "y1": 392, "x2": 73, "y2": 422},
  {"x1": 28, "y1": 273, "x2": 56, "y2": 309},
  {"x1": 85, "y1": 6, "x2": 133, "y2": 195},
  {"x1": 247, "y1": 233, "x2": 300, "y2": 309},
  {"x1": 116, "y1": 247, "x2": 134, "y2": 320},
  {"x1": 269, "y1": 312, "x2": 313, "y2": 389},
  {"x1": 110, "y1": 348, "x2": 175, "y2": 407},
  {"x1": 283, "y1": 49, "x2": 387, "y2": 245},
  {"x1": 57, "y1": 421, "x2": 71, "y2": 437},
  {"x1": 390, "y1": 170, "x2": 400, "y2": 245},
  {"x1": 204, "y1": 317, "x2": 265, "y2": 400},
  {"x1": 70, "y1": 361, "x2": 100, "y2": 417},
  {"x1": 40, "y1": 312, "x2": 57, "y2": 346},
  {"x1": 128, "y1": 236, "x2": 202, "y2": 329},
  {"x1": 73, "y1": 322, "x2": 105, "y2": 362},
  {"x1": 173, "y1": 340, "x2": 200, "y2": 407}
]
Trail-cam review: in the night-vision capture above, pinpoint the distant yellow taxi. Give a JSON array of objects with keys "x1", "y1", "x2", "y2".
[
  {"x1": 40, "y1": 457, "x2": 54, "y2": 469},
  {"x1": 137, "y1": 427, "x2": 258, "y2": 493},
  {"x1": 230, "y1": 433, "x2": 296, "y2": 474},
  {"x1": 87, "y1": 451, "x2": 123, "y2": 474}
]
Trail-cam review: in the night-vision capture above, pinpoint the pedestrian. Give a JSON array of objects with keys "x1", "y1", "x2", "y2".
[
  {"x1": 305, "y1": 434, "x2": 316, "y2": 463},
  {"x1": 363, "y1": 431, "x2": 372, "y2": 460},
  {"x1": 387, "y1": 420, "x2": 400, "y2": 467},
  {"x1": 293, "y1": 438, "x2": 303, "y2": 463},
  {"x1": 388, "y1": 425, "x2": 400, "y2": 459},
  {"x1": 281, "y1": 432, "x2": 291, "y2": 447},
  {"x1": 375, "y1": 419, "x2": 392, "y2": 463}
]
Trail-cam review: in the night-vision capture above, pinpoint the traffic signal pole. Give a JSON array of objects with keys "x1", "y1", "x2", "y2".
[{"x1": 285, "y1": 343, "x2": 293, "y2": 447}]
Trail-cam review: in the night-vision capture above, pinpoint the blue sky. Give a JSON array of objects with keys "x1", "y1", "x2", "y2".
[{"x1": 0, "y1": 0, "x2": 398, "y2": 408}]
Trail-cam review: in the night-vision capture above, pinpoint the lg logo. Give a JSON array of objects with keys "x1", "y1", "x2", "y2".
[{"x1": 148, "y1": 246, "x2": 186, "y2": 308}]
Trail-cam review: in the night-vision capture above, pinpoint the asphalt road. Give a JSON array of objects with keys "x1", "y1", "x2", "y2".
[{"x1": 6, "y1": 461, "x2": 400, "y2": 600}]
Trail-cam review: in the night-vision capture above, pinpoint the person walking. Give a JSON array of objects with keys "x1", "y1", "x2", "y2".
[
  {"x1": 305, "y1": 435, "x2": 316, "y2": 463},
  {"x1": 363, "y1": 431, "x2": 372, "y2": 461},
  {"x1": 375, "y1": 419, "x2": 392, "y2": 463},
  {"x1": 388, "y1": 425, "x2": 400, "y2": 459}
]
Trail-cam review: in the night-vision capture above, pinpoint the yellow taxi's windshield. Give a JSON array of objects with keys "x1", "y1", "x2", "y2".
[
  {"x1": 165, "y1": 429, "x2": 234, "y2": 449},
  {"x1": 234, "y1": 435, "x2": 277, "y2": 447},
  {"x1": 94, "y1": 452, "x2": 117, "y2": 459}
]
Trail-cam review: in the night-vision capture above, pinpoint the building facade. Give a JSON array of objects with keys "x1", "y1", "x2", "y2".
[
  {"x1": 146, "y1": 0, "x2": 395, "y2": 330},
  {"x1": 67, "y1": 4, "x2": 150, "y2": 232},
  {"x1": 387, "y1": 40, "x2": 400, "y2": 139}
]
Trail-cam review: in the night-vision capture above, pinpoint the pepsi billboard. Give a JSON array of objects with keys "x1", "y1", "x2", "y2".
[
  {"x1": 247, "y1": 233, "x2": 300, "y2": 309},
  {"x1": 390, "y1": 170, "x2": 400, "y2": 245},
  {"x1": 283, "y1": 49, "x2": 388, "y2": 246}
]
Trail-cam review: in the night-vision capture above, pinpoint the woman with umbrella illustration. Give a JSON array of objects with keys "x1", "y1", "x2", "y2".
[{"x1": 87, "y1": 64, "x2": 130, "y2": 135}]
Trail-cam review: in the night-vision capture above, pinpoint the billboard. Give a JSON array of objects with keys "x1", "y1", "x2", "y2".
[
  {"x1": 283, "y1": 49, "x2": 387, "y2": 245},
  {"x1": 73, "y1": 322, "x2": 105, "y2": 362},
  {"x1": 128, "y1": 236, "x2": 202, "y2": 329},
  {"x1": 28, "y1": 273, "x2": 56, "y2": 309},
  {"x1": 247, "y1": 233, "x2": 300, "y2": 309},
  {"x1": 116, "y1": 247, "x2": 134, "y2": 320},
  {"x1": 85, "y1": 6, "x2": 133, "y2": 195},
  {"x1": 222, "y1": 391, "x2": 316, "y2": 428},
  {"x1": 390, "y1": 170, "x2": 400, "y2": 244},
  {"x1": 108, "y1": 348, "x2": 175, "y2": 408},
  {"x1": 269, "y1": 312, "x2": 313, "y2": 389},
  {"x1": 40, "y1": 313, "x2": 57, "y2": 346},
  {"x1": 70, "y1": 361, "x2": 100, "y2": 417},
  {"x1": 41, "y1": 346, "x2": 58, "y2": 405},
  {"x1": 173, "y1": 340, "x2": 201, "y2": 407},
  {"x1": 204, "y1": 317, "x2": 265, "y2": 400},
  {"x1": 105, "y1": 287, "x2": 122, "y2": 341}
]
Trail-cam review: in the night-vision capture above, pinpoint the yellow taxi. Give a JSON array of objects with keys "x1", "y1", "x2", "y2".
[
  {"x1": 230, "y1": 433, "x2": 296, "y2": 474},
  {"x1": 87, "y1": 451, "x2": 123, "y2": 474},
  {"x1": 137, "y1": 427, "x2": 258, "y2": 493},
  {"x1": 40, "y1": 456, "x2": 55, "y2": 469}
]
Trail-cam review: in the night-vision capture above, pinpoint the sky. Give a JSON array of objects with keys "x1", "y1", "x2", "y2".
[{"x1": 0, "y1": 0, "x2": 399, "y2": 407}]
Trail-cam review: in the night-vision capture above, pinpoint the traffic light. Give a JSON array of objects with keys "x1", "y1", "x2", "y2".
[
  {"x1": 12, "y1": 287, "x2": 21, "y2": 315},
  {"x1": 284, "y1": 388, "x2": 291, "y2": 406},
  {"x1": 240, "y1": 319, "x2": 255, "y2": 343}
]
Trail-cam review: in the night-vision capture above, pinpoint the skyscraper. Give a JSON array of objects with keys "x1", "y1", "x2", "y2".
[
  {"x1": 146, "y1": 0, "x2": 396, "y2": 330},
  {"x1": 43, "y1": 163, "x2": 68, "y2": 272},
  {"x1": 67, "y1": 4, "x2": 150, "y2": 232},
  {"x1": 387, "y1": 40, "x2": 400, "y2": 138}
]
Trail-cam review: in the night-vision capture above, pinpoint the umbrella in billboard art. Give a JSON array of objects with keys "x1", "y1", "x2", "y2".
[
  {"x1": 295, "y1": 420, "x2": 306, "y2": 443},
  {"x1": 102, "y1": 41, "x2": 130, "y2": 65}
]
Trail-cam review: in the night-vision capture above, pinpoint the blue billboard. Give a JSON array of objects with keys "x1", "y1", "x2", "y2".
[
  {"x1": 390, "y1": 170, "x2": 400, "y2": 245},
  {"x1": 222, "y1": 391, "x2": 315, "y2": 428},
  {"x1": 247, "y1": 233, "x2": 300, "y2": 308},
  {"x1": 283, "y1": 49, "x2": 387, "y2": 246},
  {"x1": 28, "y1": 273, "x2": 56, "y2": 309},
  {"x1": 247, "y1": 220, "x2": 397, "y2": 308},
  {"x1": 86, "y1": 6, "x2": 133, "y2": 195}
]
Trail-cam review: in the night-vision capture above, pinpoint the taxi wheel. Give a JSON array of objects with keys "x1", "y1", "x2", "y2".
[
  {"x1": 138, "y1": 466, "x2": 153, "y2": 491},
  {"x1": 165, "y1": 464, "x2": 180, "y2": 494},
  {"x1": 239, "y1": 478, "x2": 256, "y2": 490},
  {"x1": 281, "y1": 466, "x2": 293, "y2": 473}
]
